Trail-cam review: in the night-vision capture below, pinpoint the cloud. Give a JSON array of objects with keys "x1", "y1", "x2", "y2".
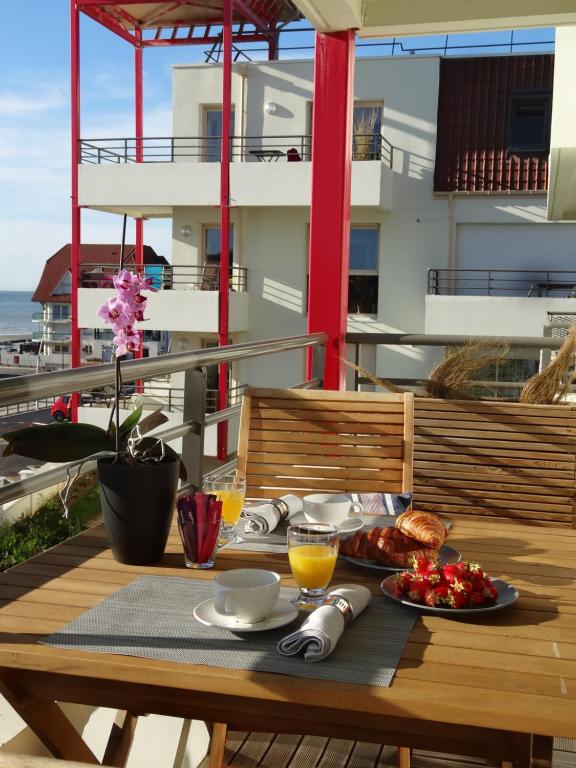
[{"x1": 0, "y1": 85, "x2": 66, "y2": 117}]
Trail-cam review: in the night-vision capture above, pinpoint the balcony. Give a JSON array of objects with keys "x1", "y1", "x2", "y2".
[
  {"x1": 78, "y1": 263, "x2": 249, "y2": 334},
  {"x1": 426, "y1": 268, "x2": 576, "y2": 338},
  {"x1": 78, "y1": 134, "x2": 395, "y2": 213}
]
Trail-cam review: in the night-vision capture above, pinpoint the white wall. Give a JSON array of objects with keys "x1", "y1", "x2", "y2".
[{"x1": 426, "y1": 295, "x2": 576, "y2": 337}]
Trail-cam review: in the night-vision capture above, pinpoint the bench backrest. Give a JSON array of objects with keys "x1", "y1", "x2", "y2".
[
  {"x1": 237, "y1": 388, "x2": 414, "y2": 499},
  {"x1": 413, "y1": 397, "x2": 576, "y2": 527}
]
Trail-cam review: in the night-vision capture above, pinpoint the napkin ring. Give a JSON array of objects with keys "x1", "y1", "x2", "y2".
[
  {"x1": 324, "y1": 595, "x2": 354, "y2": 623},
  {"x1": 271, "y1": 498, "x2": 290, "y2": 520}
]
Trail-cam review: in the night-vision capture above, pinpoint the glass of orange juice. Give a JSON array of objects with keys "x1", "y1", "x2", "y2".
[
  {"x1": 203, "y1": 474, "x2": 246, "y2": 547},
  {"x1": 287, "y1": 523, "x2": 339, "y2": 608}
]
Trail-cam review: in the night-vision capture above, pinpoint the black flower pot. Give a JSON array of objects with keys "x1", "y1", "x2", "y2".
[{"x1": 97, "y1": 457, "x2": 179, "y2": 565}]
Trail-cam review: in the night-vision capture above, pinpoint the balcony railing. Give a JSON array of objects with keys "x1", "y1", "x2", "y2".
[
  {"x1": 428, "y1": 269, "x2": 576, "y2": 297},
  {"x1": 79, "y1": 133, "x2": 394, "y2": 167},
  {"x1": 0, "y1": 334, "x2": 326, "y2": 507},
  {"x1": 81, "y1": 264, "x2": 248, "y2": 292}
]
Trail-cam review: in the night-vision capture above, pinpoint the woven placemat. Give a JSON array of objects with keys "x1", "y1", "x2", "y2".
[{"x1": 42, "y1": 575, "x2": 417, "y2": 687}]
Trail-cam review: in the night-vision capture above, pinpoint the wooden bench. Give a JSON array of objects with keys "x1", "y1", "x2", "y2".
[
  {"x1": 237, "y1": 387, "x2": 414, "y2": 498},
  {"x1": 412, "y1": 398, "x2": 576, "y2": 527}
]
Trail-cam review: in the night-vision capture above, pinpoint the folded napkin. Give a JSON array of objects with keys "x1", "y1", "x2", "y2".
[
  {"x1": 277, "y1": 584, "x2": 372, "y2": 662},
  {"x1": 241, "y1": 494, "x2": 303, "y2": 535},
  {"x1": 349, "y1": 492, "x2": 412, "y2": 516}
]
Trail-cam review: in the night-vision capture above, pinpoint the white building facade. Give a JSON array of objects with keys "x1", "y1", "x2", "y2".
[{"x1": 78, "y1": 50, "x2": 576, "y2": 393}]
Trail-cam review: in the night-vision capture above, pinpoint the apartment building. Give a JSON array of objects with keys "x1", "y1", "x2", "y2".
[
  {"x1": 34, "y1": 244, "x2": 169, "y2": 370},
  {"x1": 77, "y1": 48, "x2": 576, "y2": 397}
]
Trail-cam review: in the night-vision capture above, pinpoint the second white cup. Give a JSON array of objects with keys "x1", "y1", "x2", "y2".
[
  {"x1": 302, "y1": 493, "x2": 363, "y2": 526},
  {"x1": 213, "y1": 568, "x2": 280, "y2": 623}
]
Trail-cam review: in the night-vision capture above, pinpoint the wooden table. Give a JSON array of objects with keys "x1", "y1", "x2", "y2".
[{"x1": 0, "y1": 517, "x2": 574, "y2": 767}]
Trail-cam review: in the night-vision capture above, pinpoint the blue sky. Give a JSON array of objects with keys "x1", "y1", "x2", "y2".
[{"x1": 0, "y1": 2, "x2": 554, "y2": 290}]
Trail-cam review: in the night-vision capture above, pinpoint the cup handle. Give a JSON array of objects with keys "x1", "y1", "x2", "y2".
[
  {"x1": 214, "y1": 591, "x2": 235, "y2": 616},
  {"x1": 349, "y1": 502, "x2": 363, "y2": 517}
]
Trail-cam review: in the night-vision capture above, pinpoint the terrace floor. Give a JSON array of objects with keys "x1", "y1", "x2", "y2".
[{"x1": 200, "y1": 732, "x2": 576, "y2": 768}]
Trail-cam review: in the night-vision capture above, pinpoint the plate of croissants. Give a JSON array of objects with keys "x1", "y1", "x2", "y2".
[{"x1": 339, "y1": 509, "x2": 459, "y2": 571}]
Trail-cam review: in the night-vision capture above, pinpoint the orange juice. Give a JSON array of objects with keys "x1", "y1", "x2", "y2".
[
  {"x1": 215, "y1": 489, "x2": 245, "y2": 524},
  {"x1": 288, "y1": 544, "x2": 337, "y2": 589}
]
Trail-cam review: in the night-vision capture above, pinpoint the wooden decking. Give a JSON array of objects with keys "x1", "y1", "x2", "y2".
[{"x1": 200, "y1": 733, "x2": 576, "y2": 768}]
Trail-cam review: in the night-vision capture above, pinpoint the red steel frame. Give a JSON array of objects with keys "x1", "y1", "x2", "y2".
[
  {"x1": 217, "y1": 0, "x2": 233, "y2": 460},
  {"x1": 70, "y1": 3, "x2": 350, "y2": 447},
  {"x1": 70, "y1": 1, "x2": 81, "y2": 421},
  {"x1": 307, "y1": 30, "x2": 355, "y2": 390}
]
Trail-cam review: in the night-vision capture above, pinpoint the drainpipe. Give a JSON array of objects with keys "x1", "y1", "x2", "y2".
[{"x1": 217, "y1": 0, "x2": 232, "y2": 460}]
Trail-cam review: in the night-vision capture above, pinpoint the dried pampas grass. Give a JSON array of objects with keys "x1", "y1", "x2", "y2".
[
  {"x1": 426, "y1": 340, "x2": 511, "y2": 400},
  {"x1": 520, "y1": 325, "x2": 576, "y2": 405},
  {"x1": 340, "y1": 357, "x2": 405, "y2": 393}
]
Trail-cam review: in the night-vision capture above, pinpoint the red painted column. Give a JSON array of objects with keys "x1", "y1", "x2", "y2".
[
  {"x1": 307, "y1": 31, "x2": 355, "y2": 390},
  {"x1": 134, "y1": 27, "x2": 144, "y2": 387},
  {"x1": 217, "y1": 0, "x2": 232, "y2": 461},
  {"x1": 70, "y1": 0, "x2": 81, "y2": 421}
]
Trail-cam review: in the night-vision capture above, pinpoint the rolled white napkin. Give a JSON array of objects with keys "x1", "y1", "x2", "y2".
[
  {"x1": 277, "y1": 584, "x2": 372, "y2": 662},
  {"x1": 241, "y1": 494, "x2": 303, "y2": 535}
]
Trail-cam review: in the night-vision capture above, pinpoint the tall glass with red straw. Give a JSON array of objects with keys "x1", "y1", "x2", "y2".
[{"x1": 177, "y1": 493, "x2": 223, "y2": 569}]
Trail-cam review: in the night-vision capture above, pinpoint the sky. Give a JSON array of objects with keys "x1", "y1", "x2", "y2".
[{"x1": 0, "y1": 2, "x2": 555, "y2": 291}]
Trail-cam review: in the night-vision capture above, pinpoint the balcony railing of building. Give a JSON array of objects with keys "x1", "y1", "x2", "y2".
[
  {"x1": 0, "y1": 334, "x2": 326, "y2": 508},
  {"x1": 32, "y1": 312, "x2": 71, "y2": 323},
  {"x1": 79, "y1": 133, "x2": 394, "y2": 167},
  {"x1": 81, "y1": 264, "x2": 248, "y2": 292},
  {"x1": 428, "y1": 269, "x2": 576, "y2": 297}
]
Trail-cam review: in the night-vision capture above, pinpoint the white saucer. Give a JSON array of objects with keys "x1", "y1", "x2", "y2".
[
  {"x1": 290, "y1": 512, "x2": 363, "y2": 536},
  {"x1": 193, "y1": 597, "x2": 299, "y2": 632}
]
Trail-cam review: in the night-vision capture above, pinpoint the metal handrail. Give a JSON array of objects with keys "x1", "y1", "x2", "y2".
[
  {"x1": 0, "y1": 334, "x2": 327, "y2": 408},
  {"x1": 79, "y1": 132, "x2": 394, "y2": 167},
  {"x1": 428, "y1": 268, "x2": 576, "y2": 297},
  {"x1": 345, "y1": 332, "x2": 567, "y2": 349},
  {"x1": 0, "y1": 367, "x2": 324, "y2": 506}
]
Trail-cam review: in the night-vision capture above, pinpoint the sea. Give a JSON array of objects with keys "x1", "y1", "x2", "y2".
[{"x1": 0, "y1": 291, "x2": 41, "y2": 339}]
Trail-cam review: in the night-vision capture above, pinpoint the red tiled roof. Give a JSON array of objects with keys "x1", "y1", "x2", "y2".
[{"x1": 32, "y1": 244, "x2": 168, "y2": 303}]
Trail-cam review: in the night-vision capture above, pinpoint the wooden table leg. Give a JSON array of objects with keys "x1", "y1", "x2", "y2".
[
  {"x1": 208, "y1": 723, "x2": 228, "y2": 768},
  {"x1": 102, "y1": 710, "x2": 138, "y2": 767},
  {"x1": 0, "y1": 672, "x2": 99, "y2": 764},
  {"x1": 397, "y1": 746, "x2": 411, "y2": 768}
]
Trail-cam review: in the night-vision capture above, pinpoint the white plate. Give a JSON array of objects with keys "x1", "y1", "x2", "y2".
[
  {"x1": 290, "y1": 512, "x2": 363, "y2": 536},
  {"x1": 193, "y1": 597, "x2": 299, "y2": 632},
  {"x1": 380, "y1": 576, "x2": 519, "y2": 615},
  {"x1": 339, "y1": 545, "x2": 461, "y2": 573}
]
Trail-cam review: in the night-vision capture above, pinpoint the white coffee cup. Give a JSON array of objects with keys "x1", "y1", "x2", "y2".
[
  {"x1": 213, "y1": 569, "x2": 280, "y2": 623},
  {"x1": 303, "y1": 493, "x2": 363, "y2": 526}
]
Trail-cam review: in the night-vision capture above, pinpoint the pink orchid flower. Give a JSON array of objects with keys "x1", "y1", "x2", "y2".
[
  {"x1": 96, "y1": 297, "x2": 131, "y2": 328},
  {"x1": 113, "y1": 328, "x2": 140, "y2": 358}
]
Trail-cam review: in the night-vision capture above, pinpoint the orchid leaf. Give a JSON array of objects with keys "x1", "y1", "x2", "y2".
[
  {"x1": 137, "y1": 409, "x2": 169, "y2": 436},
  {"x1": 119, "y1": 402, "x2": 143, "y2": 440},
  {"x1": 2, "y1": 423, "x2": 113, "y2": 462}
]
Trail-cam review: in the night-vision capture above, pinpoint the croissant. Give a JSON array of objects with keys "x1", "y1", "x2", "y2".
[
  {"x1": 396, "y1": 510, "x2": 447, "y2": 550},
  {"x1": 340, "y1": 527, "x2": 438, "y2": 568}
]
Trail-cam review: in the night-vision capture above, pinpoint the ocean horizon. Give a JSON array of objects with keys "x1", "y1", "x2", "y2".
[{"x1": 0, "y1": 290, "x2": 41, "y2": 337}]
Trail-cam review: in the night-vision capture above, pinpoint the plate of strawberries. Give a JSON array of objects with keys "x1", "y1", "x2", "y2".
[{"x1": 381, "y1": 557, "x2": 519, "y2": 614}]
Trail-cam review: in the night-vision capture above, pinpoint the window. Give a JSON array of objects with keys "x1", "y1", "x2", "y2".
[
  {"x1": 203, "y1": 106, "x2": 236, "y2": 162},
  {"x1": 353, "y1": 102, "x2": 383, "y2": 161},
  {"x1": 348, "y1": 227, "x2": 379, "y2": 314},
  {"x1": 54, "y1": 344, "x2": 69, "y2": 354},
  {"x1": 52, "y1": 304, "x2": 70, "y2": 320},
  {"x1": 508, "y1": 91, "x2": 551, "y2": 153}
]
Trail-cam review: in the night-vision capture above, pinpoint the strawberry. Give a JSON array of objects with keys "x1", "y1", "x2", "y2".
[
  {"x1": 442, "y1": 563, "x2": 460, "y2": 584},
  {"x1": 424, "y1": 584, "x2": 449, "y2": 607},
  {"x1": 468, "y1": 590, "x2": 486, "y2": 607},
  {"x1": 447, "y1": 589, "x2": 468, "y2": 609},
  {"x1": 407, "y1": 577, "x2": 428, "y2": 603}
]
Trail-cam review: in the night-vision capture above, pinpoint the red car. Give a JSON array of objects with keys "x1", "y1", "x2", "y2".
[{"x1": 50, "y1": 396, "x2": 71, "y2": 422}]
